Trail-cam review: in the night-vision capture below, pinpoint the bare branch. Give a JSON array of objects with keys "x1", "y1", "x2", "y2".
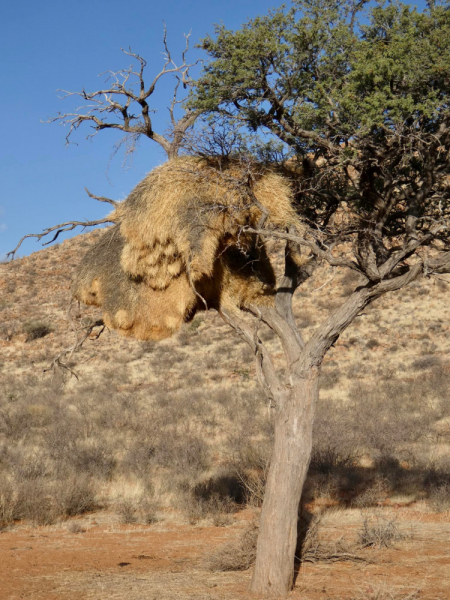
[
  {"x1": 244, "y1": 227, "x2": 362, "y2": 273},
  {"x1": 44, "y1": 319, "x2": 106, "y2": 378},
  {"x1": 49, "y1": 30, "x2": 203, "y2": 159},
  {"x1": 219, "y1": 308, "x2": 282, "y2": 402},
  {"x1": 84, "y1": 187, "x2": 119, "y2": 208},
  {"x1": 7, "y1": 217, "x2": 112, "y2": 260}
]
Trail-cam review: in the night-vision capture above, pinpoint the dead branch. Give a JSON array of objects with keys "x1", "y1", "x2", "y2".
[
  {"x1": 219, "y1": 308, "x2": 282, "y2": 403},
  {"x1": 244, "y1": 227, "x2": 363, "y2": 273},
  {"x1": 84, "y1": 188, "x2": 119, "y2": 208},
  {"x1": 44, "y1": 319, "x2": 105, "y2": 378},
  {"x1": 48, "y1": 28, "x2": 203, "y2": 159},
  {"x1": 7, "y1": 217, "x2": 112, "y2": 260}
]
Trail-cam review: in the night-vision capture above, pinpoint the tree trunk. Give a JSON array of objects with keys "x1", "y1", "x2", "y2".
[{"x1": 250, "y1": 366, "x2": 320, "y2": 598}]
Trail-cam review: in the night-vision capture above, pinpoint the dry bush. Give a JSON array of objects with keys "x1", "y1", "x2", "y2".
[
  {"x1": 349, "y1": 586, "x2": 420, "y2": 600},
  {"x1": 352, "y1": 479, "x2": 392, "y2": 508},
  {"x1": 357, "y1": 514, "x2": 407, "y2": 549},
  {"x1": 310, "y1": 398, "x2": 357, "y2": 474},
  {"x1": 177, "y1": 475, "x2": 240, "y2": 524},
  {"x1": 117, "y1": 499, "x2": 138, "y2": 524},
  {"x1": 225, "y1": 436, "x2": 271, "y2": 507},
  {"x1": 204, "y1": 520, "x2": 258, "y2": 571},
  {"x1": 428, "y1": 483, "x2": 450, "y2": 512},
  {"x1": 122, "y1": 440, "x2": 156, "y2": 479},
  {"x1": 348, "y1": 370, "x2": 450, "y2": 461},
  {"x1": 0, "y1": 474, "x2": 97, "y2": 526},
  {"x1": 23, "y1": 320, "x2": 53, "y2": 342},
  {"x1": 68, "y1": 442, "x2": 117, "y2": 479},
  {"x1": 0, "y1": 480, "x2": 17, "y2": 530},
  {"x1": 410, "y1": 355, "x2": 442, "y2": 370},
  {"x1": 139, "y1": 497, "x2": 160, "y2": 524},
  {"x1": 14, "y1": 479, "x2": 59, "y2": 526},
  {"x1": 117, "y1": 494, "x2": 160, "y2": 525},
  {"x1": 67, "y1": 521, "x2": 87, "y2": 534},
  {"x1": 366, "y1": 338, "x2": 380, "y2": 350},
  {"x1": 154, "y1": 431, "x2": 211, "y2": 475},
  {"x1": 53, "y1": 476, "x2": 97, "y2": 517},
  {"x1": 320, "y1": 368, "x2": 341, "y2": 390},
  {"x1": 300, "y1": 514, "x2": 365, "y2": 564}
]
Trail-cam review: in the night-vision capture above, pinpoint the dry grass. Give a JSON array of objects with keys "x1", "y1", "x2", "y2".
[
  {"x1": 0, "y1": 357, "x2": 448, "y2": 528},
  {"x1": 1, "y1": 230, "x2": 450, "y2": 600},
  {"x1": 204, "y1": 519, "x2": 258, "y2": 572}
]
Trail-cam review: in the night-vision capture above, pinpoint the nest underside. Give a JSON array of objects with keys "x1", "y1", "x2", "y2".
[{"x1": 72, "y1": 157, "x2": 300, "y2": 340}]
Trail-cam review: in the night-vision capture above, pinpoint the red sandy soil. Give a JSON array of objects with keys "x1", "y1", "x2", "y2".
[{"x1": 1, "y1": 507, "x2": 449, "y2": 600}]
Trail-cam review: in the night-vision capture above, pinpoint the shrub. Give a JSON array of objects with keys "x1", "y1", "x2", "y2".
[
  {"x1": 428, "y1": 483, "x2": 450, "y2": 512},
  {"x1": 352, "y1": 479, "x2": 392, "y2": 508},
  {"x1": 67, "y1": 522, "x2": 86, "y2": 534},
  {"x1": 23, "y1": 320, "x2": 53, "y2": 342},
  {"x1": 204, "y1": 521, "x2": 258, "y2": 571},
  {"x1": 0, "y1": 480, "x2": 17, "y2": 530},
  {"x1": 117, "y1": 495, "x2": 160, "y2": 525},
  {"x1": 410, "y1": 356, "x2": 441, "y2": 370},
  {"x1": 155, "y1": 433, "x2": 210, "y2": 475},
  {"x1": 118, "y1": 499, "x2": 138, "y2": 524},
  {"x1": 357, "y1": 515, "x2": 406, "y2": 549},
  {"x1": 68, "y1": 442, "x2": 116, "y2": 479},
  {"x1": 15, "y1": 479, "x2": 58, "y2": 526},
  {"x1": 54, "y1": 476, "x2": 97, "y2": 517},
  {"x1": 320, "y1": 369, "x2": 341, "y2": 390},
  {"x1": 366, "y1": 338, "x2": 380, "y2": 350}
]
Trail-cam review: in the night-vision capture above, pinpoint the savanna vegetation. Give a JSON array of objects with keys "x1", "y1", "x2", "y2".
[{"x1": 4, "y1": 0, "x2": 450, "y2": 597}]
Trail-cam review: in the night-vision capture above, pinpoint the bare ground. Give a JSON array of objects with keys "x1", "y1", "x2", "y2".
[{"x1": 1, "y1": 506, "x2": 449, "y2": 599}]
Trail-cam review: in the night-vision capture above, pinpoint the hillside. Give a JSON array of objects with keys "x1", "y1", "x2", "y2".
[{"x1": 0, "y1": 229, "x2": 449, "y2": 599}]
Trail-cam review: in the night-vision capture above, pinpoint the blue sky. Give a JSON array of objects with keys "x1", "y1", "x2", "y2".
[
  {"x1": 0, "y1": 0, "x2": 428, "y2": 260},
  {"x1": 0, "y1": 0, "x2": 286, "y2": 259}
]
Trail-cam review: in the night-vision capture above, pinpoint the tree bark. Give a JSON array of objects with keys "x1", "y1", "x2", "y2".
[{"x1": 250, "y1": 366, "x2": 320, "y2": 597}]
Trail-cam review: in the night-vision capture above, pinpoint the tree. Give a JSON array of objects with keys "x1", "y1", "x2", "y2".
[
  {"x1": 9, "y1": 1, "x2": 450, "y2": 598},
  {"x1": 190, "y1": 0, "x2": 450, "y2": 595}
]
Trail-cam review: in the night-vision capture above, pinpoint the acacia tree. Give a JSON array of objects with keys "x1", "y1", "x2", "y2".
[
  {"x1": 189, "y1": 0, "x2": 450, "y2": 595},
  {"x1": 9, "y1": 2, "x2": 450, "y2": 598}
]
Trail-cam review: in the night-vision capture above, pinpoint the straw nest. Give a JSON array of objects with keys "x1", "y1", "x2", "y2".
[{"x1": 72, "y1": 157, "x2": 301, "y2": 340}]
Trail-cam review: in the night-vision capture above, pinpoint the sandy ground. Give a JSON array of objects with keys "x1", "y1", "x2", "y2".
[{"x1": 1, "y1": 506, "x2": 449, "y2": 600}]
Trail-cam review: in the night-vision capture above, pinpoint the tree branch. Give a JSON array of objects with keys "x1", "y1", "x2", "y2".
[
  {"x1": 44, "y1": 319, "x2": 106, "y2": 378},
  {"x1": 7, "y1": 217, "x2": 112, "y2": 260},
  {"x1": 49, "y1": 30, "x2": 202, "y2": 159},
  {"x1": 219, "y1": 308, "x2": 282, "y2": 402}
]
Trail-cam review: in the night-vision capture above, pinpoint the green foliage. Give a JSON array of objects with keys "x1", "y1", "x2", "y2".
[
  {"x1": 193, "y1": 0, "x2": 450, "y2": 146},
  {"x1": 190, "y1": 0, "x2": 450, "y2": 278}
]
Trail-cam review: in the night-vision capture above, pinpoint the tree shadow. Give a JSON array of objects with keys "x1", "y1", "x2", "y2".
[{"x1": 292, "y1": 458, "x2": 450, "y2": 585}]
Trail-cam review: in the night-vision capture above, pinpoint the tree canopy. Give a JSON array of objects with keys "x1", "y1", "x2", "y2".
[{"x1": 191, "y1": 0, "x2": 450, "y2": 283}]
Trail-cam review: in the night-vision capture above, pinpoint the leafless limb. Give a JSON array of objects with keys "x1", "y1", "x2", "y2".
[
  {"x1": 7, "y1": 217, "x2": 112, "y2": 260},
  {"x1": 84, "y1": 188, "x2": 119, "y2": 208},
  {"x1": 219, "y1": 308, "x2": 282, "y2": 403},
  {"x1": 7, "y1": 186, "x2": 122, "y2": 259},
  {"x1": 44, "y1": 319, "x2": 105, "y2": 379},
  {"x1": 48, "y1": 27, "x2": 203, "y2": 159}
]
